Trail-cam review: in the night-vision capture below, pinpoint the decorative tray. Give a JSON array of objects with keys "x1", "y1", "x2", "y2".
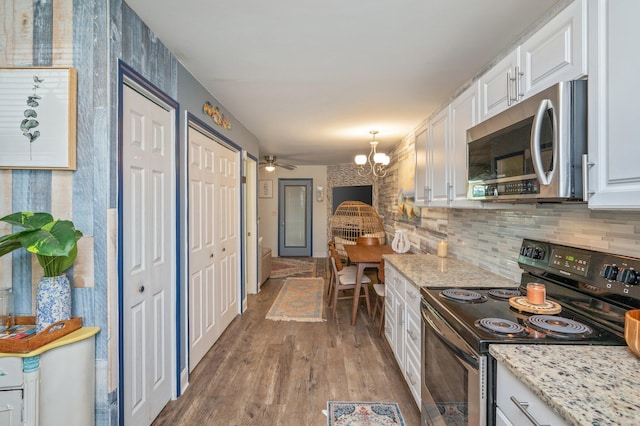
[
  {"x1": 0, "y1": 316, "x2": 82, "y2": 354},
  {"x1": 508, "y1": 296, "x2": 562, "y2": 315}
]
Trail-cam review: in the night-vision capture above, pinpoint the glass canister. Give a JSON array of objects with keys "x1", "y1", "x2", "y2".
[{"x1": 0, "y1": 288, "x2": 15, "y2": 332}]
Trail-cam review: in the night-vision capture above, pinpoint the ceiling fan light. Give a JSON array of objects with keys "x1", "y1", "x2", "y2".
[
  {"x1": 265, "y1": 165, "x2": 275, "y2": 172},
  {"x1": 355, "y1": 155, "x2": 367, "y2": 165}
]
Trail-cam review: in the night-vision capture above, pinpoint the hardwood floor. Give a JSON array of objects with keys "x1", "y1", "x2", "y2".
[{"x1": 152, "y1": 276, "x2": 421, "y2": 425}]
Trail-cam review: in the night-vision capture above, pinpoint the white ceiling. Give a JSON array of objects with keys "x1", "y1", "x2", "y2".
[{"x1": 125, "y1": 0, "x2": 562, "y2": 166}]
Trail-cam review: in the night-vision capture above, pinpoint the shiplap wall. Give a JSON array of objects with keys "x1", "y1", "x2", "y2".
[{"x1": 1, "y1": 1, "x2": 178, "y2": 424}]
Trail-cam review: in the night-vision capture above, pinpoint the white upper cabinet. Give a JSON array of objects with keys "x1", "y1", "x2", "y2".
[
  {"x1": 414, "y1": 124, "x2": 429, "y2": 205},
  {"x1": 479, "y1": 50, "x2": 520, "y2": 121},
  {"x1": 480, "y1": 0, "x2": 586, "y2": 121},
  {"x1": 449, "y1": 83, "x2": 482, "y2": 207},
  {"x1": 586, "y1": 0, "x2": 640, "y2": 209},
  {"x1": 415, "y1": 0, "x2": 589, "y2": 209},
  {"x1": 520, "y1": 0, "x2": 587, "y2": 97},
  {"x1": 429, "y1": 107, "x2": 450, "y2": 207}
]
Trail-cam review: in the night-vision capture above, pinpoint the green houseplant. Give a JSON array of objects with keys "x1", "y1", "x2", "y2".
[{"x1": 0, "y1": 212, "x2": 83, "y2": 331}]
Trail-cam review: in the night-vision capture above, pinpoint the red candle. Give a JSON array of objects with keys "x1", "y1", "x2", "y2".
[{"x1": 527, "y1": 283, "x2": 546, "y2": 305}]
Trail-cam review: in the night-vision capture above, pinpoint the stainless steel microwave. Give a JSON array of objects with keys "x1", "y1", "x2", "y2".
[{"x1": 467, "y1": 80, "x2": 587, "y2": 202}]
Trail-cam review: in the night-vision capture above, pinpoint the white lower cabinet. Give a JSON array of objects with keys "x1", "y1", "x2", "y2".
[
  {"x1": 496, "y1": 362, "x2": 568, "y2": 426},
  {"x1": 384, "y1": 263, "x2": 421, "y2": 407},
  {"x1": 0, "y1": 330, "x2": 97, "y2": 426}
]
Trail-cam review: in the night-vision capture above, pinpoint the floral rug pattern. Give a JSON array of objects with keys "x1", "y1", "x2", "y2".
[{"x1": 327, "y1": 401, "x2": 405, "y2": 426}]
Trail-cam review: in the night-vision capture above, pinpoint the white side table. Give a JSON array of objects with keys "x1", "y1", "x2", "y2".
[{"x1": 0, "y1": 327, "x2": 99, "y2": 426}]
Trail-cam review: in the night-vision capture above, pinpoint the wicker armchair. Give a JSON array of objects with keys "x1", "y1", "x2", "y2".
[{"x1": 330, "y1": 201, "x2": 385, "y2": 260}]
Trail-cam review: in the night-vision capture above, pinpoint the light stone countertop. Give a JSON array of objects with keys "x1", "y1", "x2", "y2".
[
  {"x1": 383, "y1": 253, "x2": 518, "y2": 289},
  {"x1": 490, "y1": 345, "x2": 640, "y2": 425}
]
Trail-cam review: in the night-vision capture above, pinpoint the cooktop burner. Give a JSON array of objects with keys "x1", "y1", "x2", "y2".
[
  {"x1": 488, "y1": 288, "x2": 521, "y2": 300},
  {"x1": 475, "y1": 318, "x2": 527, "y2": 337},
  {"x1": 526, "y1": 315, "x2": 593, "y2": 339},
  {"x1": 440, "y1": 289, "x2": 486, "y2": 303}
]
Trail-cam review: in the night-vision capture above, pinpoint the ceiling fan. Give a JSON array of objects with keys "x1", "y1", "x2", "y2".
[{"x1": 259, "y1": 155, "x2": 296, "y2": 172}]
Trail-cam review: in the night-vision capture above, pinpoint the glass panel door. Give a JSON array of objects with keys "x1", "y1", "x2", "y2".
[{"x1": 278, "y1": 178, "x2": 312, "y2": 256}]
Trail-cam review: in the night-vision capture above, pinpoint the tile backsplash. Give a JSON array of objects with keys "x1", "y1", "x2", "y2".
[{"x1": 448, "y1": 204, "x2": 640, "y2": 282}]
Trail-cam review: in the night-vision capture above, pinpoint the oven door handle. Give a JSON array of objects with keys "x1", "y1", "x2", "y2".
[{"x1": 421, "y1": 302, "x2": 479, "y2": 369}]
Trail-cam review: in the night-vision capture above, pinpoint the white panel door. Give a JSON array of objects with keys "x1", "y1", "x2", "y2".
[
  {"x1": 188, "y1": 128, "x2": 239, "y2": 371},
  {"x1": 122, "y1": 85, "x2": 174, "y2": 426},
  {"x1": 216, "y1": 144, "x2": 239, "y2": 333}
]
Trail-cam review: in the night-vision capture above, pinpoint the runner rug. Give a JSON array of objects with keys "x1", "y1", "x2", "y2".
[
  {"x1": 265, "y1": 277, "x2": 325, "y2": 322},
  {"x1": 270, "y1": 257, "x2": 316, "y2": 278},
  {"x1": 325, "y1": 401, "x2": 406, "y2": 426}
]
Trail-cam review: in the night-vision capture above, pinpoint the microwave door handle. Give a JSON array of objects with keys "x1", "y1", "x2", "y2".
[{"x1": 530, "y1": 98, "x2": 558, "y2": 186}]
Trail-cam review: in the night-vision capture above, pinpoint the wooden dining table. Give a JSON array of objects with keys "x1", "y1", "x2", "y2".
[{"x1": 344, "y1": 244, "x2": 395, "y2": 325}]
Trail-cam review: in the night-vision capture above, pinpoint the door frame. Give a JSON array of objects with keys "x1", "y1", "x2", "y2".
[
  {"x1": 244, "y1": 153, "x2": 258, "y2": 297},
  {"x1": 278, "y1": 178, "x2": 313, "y2": 257},
  {"x1": 117, "y1": 61, "x2": 181, "y2": 424}
]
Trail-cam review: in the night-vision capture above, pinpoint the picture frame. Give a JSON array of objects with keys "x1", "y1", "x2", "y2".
[
  {"x1": 259, "y1": 180, "x2": 273, "y2": 198},
  {"x1": 0, "y1": 66, "x2": 78, "y2": 170}
]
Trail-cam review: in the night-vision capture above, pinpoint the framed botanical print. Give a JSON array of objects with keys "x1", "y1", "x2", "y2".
[{"x1": 0, "y1": 67, "x2": 77, "y2": 170}]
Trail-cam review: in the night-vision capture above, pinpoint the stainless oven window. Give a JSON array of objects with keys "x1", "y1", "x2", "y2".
[{"x1": 421, "y1": 302, "x2": 485, "y2": 426}]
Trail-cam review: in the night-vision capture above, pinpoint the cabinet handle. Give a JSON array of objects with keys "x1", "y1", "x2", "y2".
[
  {"x1": 0, "y1": 371, "x2": 7, "y2": 376},
  {"x1": 507, "y1": 71, "x2": 512, "y2": 106},
  {"x1": 509, "y1": 396, "x2": 550, "y2": 426},
  {"x1": 447, "y1": 183, "x2": 453, "y2": 202},
  {"x1": 406, "y1": 291, "x2": 417, "y2": 300},
  {"x1": 0, "y1": 405, "x2": 14, "y2": 413},
  {"x1": 515, "y1": 66, "x2": 524, "y2": 100},
  {"x1": 582, "y1": 154, "x2": 595, "y2": 201}
]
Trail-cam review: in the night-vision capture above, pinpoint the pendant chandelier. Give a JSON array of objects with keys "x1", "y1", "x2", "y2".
[{"x1": 355, "y1": 130, "x2": 390, "y2": 177}]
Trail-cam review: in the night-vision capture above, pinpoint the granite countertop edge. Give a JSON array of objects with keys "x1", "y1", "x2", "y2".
[
  {"x1": 383, "y1": 253, "x2": 518, "y2": 290},
  {"x1": 490, "y1": 344, "x2": 640, "y2": 426}
]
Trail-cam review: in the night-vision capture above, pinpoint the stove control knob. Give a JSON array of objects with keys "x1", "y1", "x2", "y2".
[
  {"x1": 600, "y1": 264, "x2": 619, "y2": 280},
  {"x1": 532, "y1": 248, "x2": 544, "y2": 260},
  {"x1": 617, "y1": 269, "x2": 639, "y2": 285}
]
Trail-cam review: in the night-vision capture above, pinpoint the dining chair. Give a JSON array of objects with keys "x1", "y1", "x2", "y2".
[
  {"x1": 372, "y1": 258, "x2": 386, "y2": 337},
  {"x1": 328, "y1": 245, "x2": 371, "y2": 319},
  {"x1": 327, "y1": 242, "x2": 357, "y2": 297},
  {"x1": 356, "y1": 236, "x2": 380, "y2": 246}
]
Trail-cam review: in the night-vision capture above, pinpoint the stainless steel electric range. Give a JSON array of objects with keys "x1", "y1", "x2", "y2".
[{"x1": 420, "y1": 238, "x2": 640, "y2": 426}]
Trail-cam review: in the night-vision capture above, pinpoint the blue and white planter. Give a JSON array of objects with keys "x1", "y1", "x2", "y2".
[{"x1": 36, "y1": 274, "x2": 71, "y2": 332}]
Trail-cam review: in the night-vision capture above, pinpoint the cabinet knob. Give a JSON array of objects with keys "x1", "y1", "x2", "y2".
[{"x1": 138, "y1": 285, "x2": 145, "y2": 293}]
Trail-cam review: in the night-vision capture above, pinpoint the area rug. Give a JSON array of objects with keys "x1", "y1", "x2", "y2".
[
  {"x1": 271, "y1": 257, "x2": 316, "y2": 278},
  {"x1": 326, "y1": 401, "x2": 405, "y2": 426},
  {"x1": 266, "y1": 277, "x2": 325, "y2": 322}
]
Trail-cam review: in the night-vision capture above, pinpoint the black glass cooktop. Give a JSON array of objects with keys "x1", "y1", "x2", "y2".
[{"x1": 420, "y1": 285, "x2": 625, "y2": 353}]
